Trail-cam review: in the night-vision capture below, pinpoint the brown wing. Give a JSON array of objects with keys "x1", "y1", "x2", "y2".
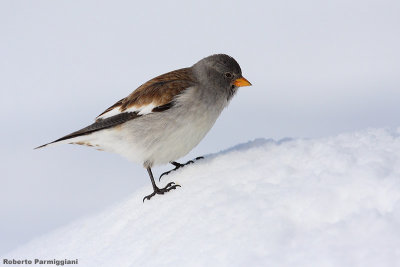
[{"x1": 96, "y1": 67, "x2": 196, "y2": 120}]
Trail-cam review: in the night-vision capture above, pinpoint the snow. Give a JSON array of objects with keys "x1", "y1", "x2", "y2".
[{"x1": 4, "y1": 128, "x2": 400, "y2": 266}]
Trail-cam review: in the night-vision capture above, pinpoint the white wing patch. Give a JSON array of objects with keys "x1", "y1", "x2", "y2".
[
  {"x1": 132, "y1": 103, "x2": 156, "y2": 115},
  {"x1": 97, "y1": 103, "x2": 156, "y2": 120},
  {"x1": 97, "y1": 107, "x2": 121, "y2": 119}
]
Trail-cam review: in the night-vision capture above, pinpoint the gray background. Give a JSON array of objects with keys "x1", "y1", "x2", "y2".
[{"x1": 1, "y1": 0, "x2": 399, "y2": 254}]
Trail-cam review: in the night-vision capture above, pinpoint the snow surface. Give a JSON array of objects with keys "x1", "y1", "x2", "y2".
[{"x1": 4, "y1": 128, "x2": 400, "y2": 266}]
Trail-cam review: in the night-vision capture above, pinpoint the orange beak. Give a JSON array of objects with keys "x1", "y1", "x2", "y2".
[{"x1": 233, "y1": 77, "x2": 252, "y2": 87}]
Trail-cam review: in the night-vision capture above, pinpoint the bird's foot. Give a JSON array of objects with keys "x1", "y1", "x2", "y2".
[
  {"x1": 142, "y1": 182, "x2": 181, "y2": 202},
  {"x1": 158, "y1": 162, "x2": 184, "y2": 180},
  {"x1": 159, "y1": 156, "x2": 204, "y2": 181}
]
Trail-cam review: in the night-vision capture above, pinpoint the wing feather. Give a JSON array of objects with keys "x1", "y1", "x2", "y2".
[{"x1": 96, "y1": 68, "x2": 195, "y2": 120}]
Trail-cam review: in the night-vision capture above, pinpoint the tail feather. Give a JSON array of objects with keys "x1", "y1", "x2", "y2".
[
  {"x1": 34, "y1": 138, "x2": 71, "y2": 150},
  {"x1": 34, "y1": 143, "x2": 51, "y2": 149},
  {"x1": 34, "y1": 111, "x2": 140, "y2": 150},
  {"x1": 34, "y1": 130, "x2": 90, "y2": 149}
]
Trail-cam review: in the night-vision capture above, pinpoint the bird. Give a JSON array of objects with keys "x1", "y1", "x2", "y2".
[{"x1": 36, "y1": 54, "x2": 251, "y2": 201}]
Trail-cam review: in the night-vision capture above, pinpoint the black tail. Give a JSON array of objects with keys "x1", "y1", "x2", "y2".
[
  {"x1": 34, "y1": 142, "x2": 56, "y2": 150},
  {"x1": 34, "y1": 111, "x2": 141, "y2": 150}
]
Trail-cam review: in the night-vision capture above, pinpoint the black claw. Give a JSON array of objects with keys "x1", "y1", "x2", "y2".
[
  {"x1": 159, "y1": 156, "x2": 205, "y2": 181},
  {"x1": 171, "y1": 162, "x2": 184, "y2": 168},
  {"x1": 159, "y1": 169, "x2": 173, "y2": 181},
  {"x1": 165, "y1": 182, "x2": 175, "y2": 187},
  {"x1": 143, "y1": 182, "x2": 181, "y2": 202},
  {"x1": 143, "y1": 192, "x2": 156, "y2": 202}
]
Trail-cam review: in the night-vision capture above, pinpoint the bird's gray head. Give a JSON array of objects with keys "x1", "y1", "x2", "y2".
[{"x1": 192, "y1": 54, "x2": 251, "y2": 99}]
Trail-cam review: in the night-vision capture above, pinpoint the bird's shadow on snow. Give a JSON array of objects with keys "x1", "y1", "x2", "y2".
[{"x1": 202, "y1": 137, "x2": 293, "y2": 161}]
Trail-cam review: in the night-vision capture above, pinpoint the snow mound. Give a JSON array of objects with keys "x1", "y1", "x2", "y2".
[{"x1": 5, "y1": 128, "x2": 400, "y2": 267}]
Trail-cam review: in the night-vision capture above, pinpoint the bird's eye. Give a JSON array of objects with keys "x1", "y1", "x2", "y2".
[{"x1": 225, "y1": 72, "x2": 233, "y2": 78}]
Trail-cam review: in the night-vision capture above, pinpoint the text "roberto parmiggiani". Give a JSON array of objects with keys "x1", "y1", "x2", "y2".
[{"x1": 3, "y1": 258, "x2": 78, "y2": 266}]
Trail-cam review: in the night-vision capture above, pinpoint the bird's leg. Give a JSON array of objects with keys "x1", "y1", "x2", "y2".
[
  {"x1": 159, "y1": 156, "x2": 204, "y2": 181},
  {"x1": 143, "y1": 167, "x2": 180, "y2": 202}
]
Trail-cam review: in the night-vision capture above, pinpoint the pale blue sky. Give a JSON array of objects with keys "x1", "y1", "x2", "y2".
[{"x1": 1, "y1": 0, "x2": 400, "y2": 254}]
